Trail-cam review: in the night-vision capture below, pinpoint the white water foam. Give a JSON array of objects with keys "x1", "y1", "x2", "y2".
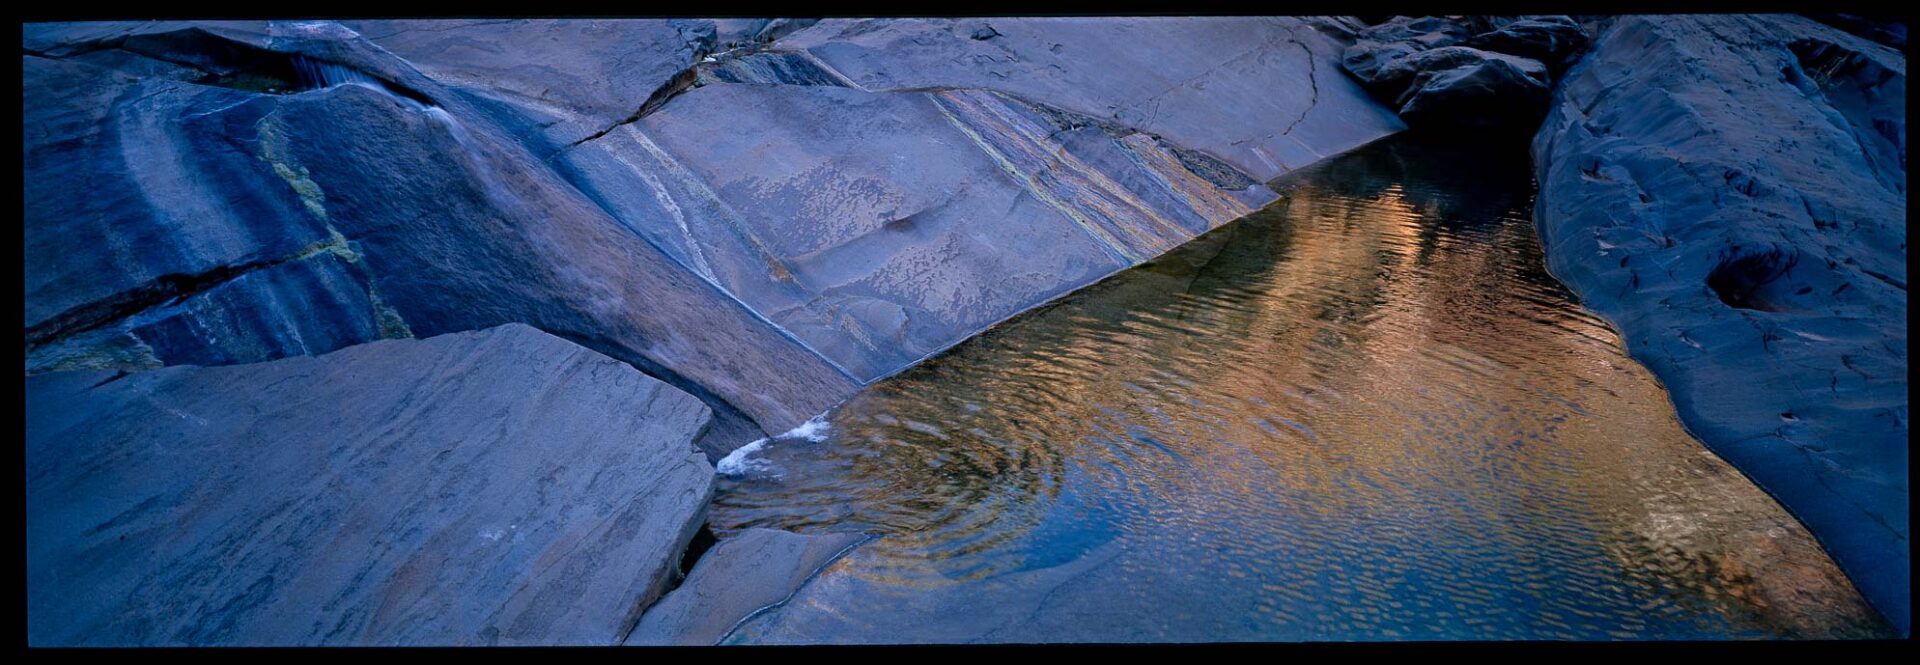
[
  {"x1": 715, "y1": 437, "x2": 771, "y2": 477},
  {"x1": 714, "y1": 413, "x2": 833, "y2": 477}
]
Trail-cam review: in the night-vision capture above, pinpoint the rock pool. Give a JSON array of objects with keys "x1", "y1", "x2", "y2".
[{"x1": 710, "y1": 136, "x2": 1891, "y2": 642}]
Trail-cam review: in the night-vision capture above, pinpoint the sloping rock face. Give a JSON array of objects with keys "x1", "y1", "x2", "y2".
[
  {"x1": 24, "y1": 19, "x2": 1402, "y2": 451},
  {"x1": 356, "y1": 17, "x2": 1404, "y2": 382},
  {"x1": 25, "y1": 324, "x2": 714, "y2": 645},
  {"x1": 22, "y1": 22, "x2": 861, "y2": 455},
  {"x1": 1533, "y1": 14, "x2": 1908, "y2": 634},
  {"x1": 337, "y1": 19, "x2": 717, "y2": 147},
  {"x1": 625, "y1": 529, "x2": 869, "y2": 646}
]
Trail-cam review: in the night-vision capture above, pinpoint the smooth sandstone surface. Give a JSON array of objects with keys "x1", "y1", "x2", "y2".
[
  {"x1": 1533, "y1": 14, "x2": 1908, "y2": 633},
  {"x1": 625, "y1": 529, "x2": 869, "y2": 646},
  {"x1": 25, "y1": 324, "x2": 715, "y2": 646}
]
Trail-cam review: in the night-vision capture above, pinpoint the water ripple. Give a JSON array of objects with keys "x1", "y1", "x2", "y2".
[{"x1": 710, "y1": 137, "x2": 1890, "y2": 642}]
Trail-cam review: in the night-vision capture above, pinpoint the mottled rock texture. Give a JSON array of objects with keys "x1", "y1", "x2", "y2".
[
  {"x1": 25, "y1": 324, "x2": 714, "y2": 645},
  {"x1": 1533, "y1": 14, "x2": 1908, "y2": 634},
  {"x1": 625, "y1": 529, "x2": 869, "y2": 646},
  {"x1": 23, "y1": 19, "x2": 1402, "y2": 452}
]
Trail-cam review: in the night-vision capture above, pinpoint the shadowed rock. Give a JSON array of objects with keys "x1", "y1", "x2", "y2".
[
  {"x1": 625, "y1": 529, "x2": 869, "y2": 645},
  {"x1": 1397, "y1": 52, "x2": 1552, "y2": 131},
  {"x1": 26, "y1": 324, "x2": 715, "y2": 645},
  {"x1": 1370, "y1": 45, "x2": 1549, "y2": 105},
  {"x1": 1464, "y1": 16, "x2": 1590, "y2": 72},
  {"x1": 1341, "y1": 16, "x2": 1577, "y2": 132},
  {"x1": 1341, "y1": 16, "x2": 1475, "y2": 84},
  {"x1": 1533, "y1": 14, "x2": 1908, "y2": 634}
]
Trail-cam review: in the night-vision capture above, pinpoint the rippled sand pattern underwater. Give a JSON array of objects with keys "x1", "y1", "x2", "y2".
[{"x1": 711, "y1": 136, "x2": 1892, "y2": 642}]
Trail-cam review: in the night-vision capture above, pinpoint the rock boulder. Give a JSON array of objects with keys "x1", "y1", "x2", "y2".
[{"x1": 1533, "y1": 14, "x2": 1908, "y2": 633}]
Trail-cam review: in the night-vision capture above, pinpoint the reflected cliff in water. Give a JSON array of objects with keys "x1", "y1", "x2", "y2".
[{"x1": 710, "y1": 136, "x2": 1892, "y2": 641}]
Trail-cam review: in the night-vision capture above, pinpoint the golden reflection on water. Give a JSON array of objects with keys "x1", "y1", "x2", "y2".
[{"x1": 712, "y1": 137, "x2": 1891, "y2": 641}]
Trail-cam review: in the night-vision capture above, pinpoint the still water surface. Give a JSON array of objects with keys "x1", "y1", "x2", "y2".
[{"x1": 712, "y1": 137, "x2": 1890, "y2": 641}]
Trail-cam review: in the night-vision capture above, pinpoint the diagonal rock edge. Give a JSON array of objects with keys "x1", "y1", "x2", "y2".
[
  {"x1": 535, "y1": 18, "x2": 1401, "y2": 386},
  {"x1": 23, "y1": 17, "x2": 1413, "y2": 645},
  {"x1": 23, "y1": 21, "x2": 862, "y2": 452},
  {"x1": 26, "y1": 324, "x2": 718, "y2": 645}
]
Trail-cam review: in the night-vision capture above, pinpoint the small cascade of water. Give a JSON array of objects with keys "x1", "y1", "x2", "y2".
[
  {"x1": 286, "y1": 55, "x2": 477, "y2": 157},
  {"x1": 424, "y1": 107, "x2": 477, "y2": 153},
  {"x1": 290, "y1": 55, "x2": 432, "y2": 114}
]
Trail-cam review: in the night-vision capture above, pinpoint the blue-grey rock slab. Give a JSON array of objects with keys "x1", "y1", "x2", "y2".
[
  {"x1": 23, "y1": 18, "x2": 1403, "y2": 445},
  {"x1": 777, "y1": 17, "x2": 1406, "y2": 183},
  {"x1": 22, "y1": 22, "x2": 864, "y2": 444},
  {"x1": 563, "y1": 82, "x2": 1247, "y2": 381},
  {"x1": 550, "y1": 17, "x2": 1400, "y2": 381},
  {"x1": 625, "y1": 529, "x2": 869, "y2": 646},
  {"x1": 340, "y1": 19, "x2": 718, "y2": 147},
  {"x1": 1533, "y1": 14, "x2": 1908, "y2": 633},
  {"x1": 26, "y1": 324, "x2": 715, "y2": 646}
]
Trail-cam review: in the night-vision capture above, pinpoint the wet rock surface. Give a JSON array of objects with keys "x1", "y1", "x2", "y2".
[
  {"x1": 625, "y1": 529, "x2": 869, "y2": 645},
  {"x1": 25, "y1": 324, "x2": 715, "y2": 645},
  {"x1": 1533, "y1": 14, "x2": 1908, "y2": 633}
]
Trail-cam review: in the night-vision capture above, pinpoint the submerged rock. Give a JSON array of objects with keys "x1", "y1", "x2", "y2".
[
  {"x1": 1533, "y1": 14, "x2": 1908, "y2": 633},
  {"x1": 25, "y1": 324, "x2": 715, "y2": 645},
  {"x1": 625, "y1": 529, "x2": 869, "y2": 645}
]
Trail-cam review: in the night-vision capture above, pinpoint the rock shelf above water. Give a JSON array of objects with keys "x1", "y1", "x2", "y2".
[{"x1": 25, "y1": 324, "x2": 714, "y2": 646}]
